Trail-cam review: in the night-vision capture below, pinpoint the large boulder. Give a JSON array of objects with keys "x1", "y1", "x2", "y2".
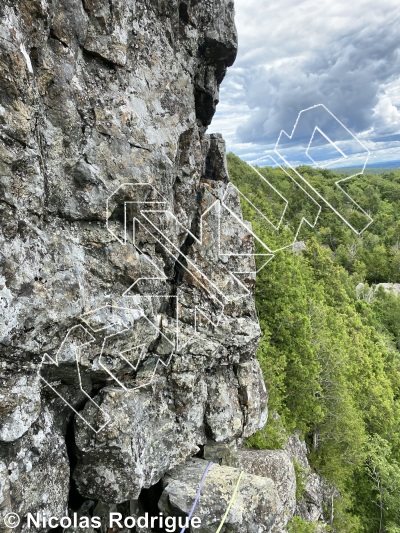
[
  {"x1": 238, "y1": 448, "x2": 296, "y2": 530},
  {"x1": 159, "y1": 458, "x2": 282, "y2": 533}
]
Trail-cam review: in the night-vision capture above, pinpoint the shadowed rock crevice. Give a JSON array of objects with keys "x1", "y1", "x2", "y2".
[
  {"x1": 179, "y1": 2, "x2": 190, "y2": 24},
  {"x1": 65, "y1": 417, "x2": 87, "y2": 512},
  {"x1": 138, "y1": 481, "x2": 164, "y2": 532}
]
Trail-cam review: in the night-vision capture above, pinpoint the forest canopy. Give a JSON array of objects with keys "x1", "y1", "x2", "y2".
[{"x1": 227, "y1": 153, "x2": 400, "y2": 532}]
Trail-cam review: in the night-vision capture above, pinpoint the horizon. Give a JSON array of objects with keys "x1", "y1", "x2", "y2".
[{"x1": 210, "y1": 0, "x2": 400, "y2": 169}]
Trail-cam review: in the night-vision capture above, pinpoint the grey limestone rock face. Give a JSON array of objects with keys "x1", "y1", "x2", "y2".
[
  {"x1": 203, "y1": 440, "x2": 240, "y2": 467},
  {"x1": 356, "y1": 282, "x2": 400, "y2": 301},
  {"x1": 0, "y1": 0, "x2": 269, "y2": 523},
  {"x1": 0, "y1": 407, "x2": 69, "y2": 533},
  {"x1": 0, "y1": 373, "x2": 41, "y2": 442},
  {"x1": 285, "y1": 436, "x2": 325, "y2": 524},
  {"x1": 73, "y1": 380, "x2": 201, "y2": 502},
  {"x1": 234, "y1": 440, "x2": 327, "y2": 531},
  {"x1": 238, "y1": 448, "x2": 296, "y2": 531},
  {"x1": 376, "y1": 283, "x2": 400, "y2": 296},
  {"x1": 159, "y1": 458, "x2": 282, "y2": 533}
]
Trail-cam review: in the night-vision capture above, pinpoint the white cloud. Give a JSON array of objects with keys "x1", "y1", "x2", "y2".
[
  {"x1": 209, "y1": 0, "x2": 400, "y2": 166},
  {"x1": 372, "y1": 80, "x2": 400, "y2": 135}
]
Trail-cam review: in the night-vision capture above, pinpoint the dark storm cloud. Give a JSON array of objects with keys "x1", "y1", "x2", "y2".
[
  {"x1": 209, "y1": 0, "x2": 400, "y2": 165},
  {"x1": 237, "y1": 17, "x2": 400, "y2": 144}
]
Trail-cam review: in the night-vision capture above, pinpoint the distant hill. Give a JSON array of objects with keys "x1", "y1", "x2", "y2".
[{"x1": 334, "y1": 160, "x2": 400, "y2": 174}]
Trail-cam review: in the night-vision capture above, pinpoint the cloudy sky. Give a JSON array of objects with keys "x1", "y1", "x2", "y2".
[{"x1": 209, "y1": 0, "x2": 400, "y2": 167}]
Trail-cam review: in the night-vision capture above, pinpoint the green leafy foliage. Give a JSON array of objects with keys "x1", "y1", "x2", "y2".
[
  {"x1": 288, "y1": 516, "x2": 318, "y2": 533},
  {"x1": 227, "y1": 153, "x2": 400, "y2": 532},
  {"x1": 293, "y1": 459, "x2": 307, "y2": 501}
]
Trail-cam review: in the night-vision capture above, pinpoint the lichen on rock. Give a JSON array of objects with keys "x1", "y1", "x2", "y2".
[{"x1": 0, "y1": 0, "x2": 276, "y2": 529}]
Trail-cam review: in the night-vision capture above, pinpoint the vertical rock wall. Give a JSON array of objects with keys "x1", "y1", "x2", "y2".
[{"x1": 0, "y1": 0, "x2": 271, "y2": 530}]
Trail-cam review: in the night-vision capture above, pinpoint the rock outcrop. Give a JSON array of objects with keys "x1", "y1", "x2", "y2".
[
  {"x1": 0, "y1": 408, "x2": 69, "y2": 532},
  {"x1": 159, "y1": 458, "x2": 282, "y2": 533},
  {"x1": 285, "y1": 436, "x2": 325, "y2": 524},
  {"x1": 356, "y1": 282, "x2": 400, "y2": 301},
  {"x1": 0, "y1": 0, "x2": 272, "y2": 530},
  {"x1": 0, "y1": 1, "x2": 328, "y2": 531},
  {"x1": 159, "y1": 441, "x2": 327, "y2": 532},
  {"x1": 238, "y1": 448, "x2": 296, "y2": 531}
]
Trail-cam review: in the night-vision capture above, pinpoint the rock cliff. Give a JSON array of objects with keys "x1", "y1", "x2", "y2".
[{"x1": 0, "y1": 1, "x2": 325, "y2": 531}]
